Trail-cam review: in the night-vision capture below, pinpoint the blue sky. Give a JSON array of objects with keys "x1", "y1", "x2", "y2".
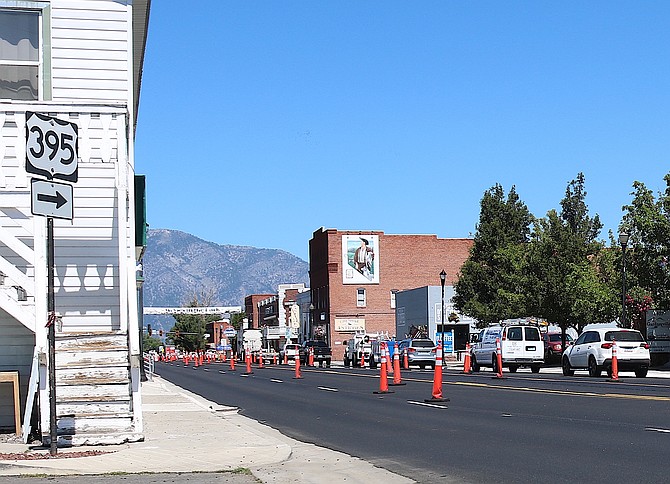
[{"x1": 135, "y1": 1, "x2": 669, "y2": 261}]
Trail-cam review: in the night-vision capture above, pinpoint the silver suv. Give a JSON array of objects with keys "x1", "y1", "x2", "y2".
[
  {"x1": 562, "y1": 327, "x2": 650, "y2": 378},
  {"x1": 397, "y1": 338, "x2": 436, "y2": 369}
]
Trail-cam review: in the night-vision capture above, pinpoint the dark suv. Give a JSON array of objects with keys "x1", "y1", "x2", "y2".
[{"x1": 300, "y1": 340, "x2": 332, "y2": 367}]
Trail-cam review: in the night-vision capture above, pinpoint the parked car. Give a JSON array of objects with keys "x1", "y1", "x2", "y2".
[
  {"x1": 471, "y1": 323, "x2": 544, "y2": 373},
  {"x1": 280, "y1": 343, "x2": 300, "y2": 362},
  {"x1": 300, "y1": 340, "x2": 332, "y2": 367},
  {"x1": 562, "y1": 328, "x2": 650, "y2": 378},
  {"x1": 543, "y1": 332, "x2": 574, "y2": 363},
  {"x1": 397, "y1": 338, "x2": 436, "y2": 369}
]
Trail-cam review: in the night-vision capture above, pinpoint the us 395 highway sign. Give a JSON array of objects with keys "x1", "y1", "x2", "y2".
[{"x1": 25, "y1": 112, "x2": 78, "y2": 182}]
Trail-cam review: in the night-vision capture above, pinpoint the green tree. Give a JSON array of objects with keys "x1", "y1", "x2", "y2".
[
  {"x1": 620, "y1": 172, "x2": 670, "y2": 329},
  {"x1": 453, "y1": 184, "x2": 533, "y2": 327},
  {"x1": 528, "y1": 173, "x2": 618, "y2": 335},
  {"x1": 142, "y1": 333, "x2": 162, "y2": 352},
  {"x1": 168, "y1": 293, "x2": 219, "y2": 352}
]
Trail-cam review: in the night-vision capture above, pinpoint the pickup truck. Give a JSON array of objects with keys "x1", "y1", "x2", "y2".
[{"x1": 300, "y1": 340, "x2": 332, "y2": 367}]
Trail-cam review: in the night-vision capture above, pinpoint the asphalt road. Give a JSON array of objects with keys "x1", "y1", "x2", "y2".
[{"x1": 156, "y1": 362, "x2": 670, "y2": 483}]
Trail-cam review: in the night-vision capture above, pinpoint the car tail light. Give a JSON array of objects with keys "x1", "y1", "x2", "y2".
[
  {"x1": 601, "y1": 343, "x2": 613, "y2": 349},
  {"x1": 641, "y1": 343, "x2": 650, "y2": 349},
  {"x1": 408, "y1": 348, "x2": 416, "y2": 353},
  {"x1": 431, "y1": 348, "x2": 436, "y2": 354}
]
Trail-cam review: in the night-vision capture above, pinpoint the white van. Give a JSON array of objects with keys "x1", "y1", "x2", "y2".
[{"x1": 471, "y1": 323, "x2": 544, "y2": 373}]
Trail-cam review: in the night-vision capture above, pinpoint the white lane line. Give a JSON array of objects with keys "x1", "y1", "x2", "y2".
[
  {"x1": 407, "y1": 400, "x2": 448, "y2": 409},
  {"x1": 645, "y1": 427, "x2": 670, "y2": 433},
  {"x1": 318, "y1": 386, "x2": 339, "y2": 392},
  {"x1": 270, "y1": 379, "x2": 283, "y2": 383}
]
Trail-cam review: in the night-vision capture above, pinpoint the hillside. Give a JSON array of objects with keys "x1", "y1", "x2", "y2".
[{"x1": 142, "y1": 229, "x2": 309, "y2": 307}]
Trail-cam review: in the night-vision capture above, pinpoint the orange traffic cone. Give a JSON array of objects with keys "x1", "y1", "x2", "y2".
[
  {"x1": 273, "y1": 353, "x2": 277, "y2": 365},
  {"x1": 609, "y1": 339, "x2": 619, "y2": 382},
  {"x1": 493, "y1": 337, "x2": 504, "y2": 379},
  {"x1": 184, "y1": 355, "x2": 189, "y2": 366},
  {"x1": 309, "y1": 347, "x2": 315, "y2": 367},
  {"x1": 463, "y1": 343, "x2": 472, "y2": 374},
  {"x1": 244, "y1": 348, "x2": 253, "y2": 375},
  {"x1": 425, "y1": 342, "x2": 448, "y2": 402},
  {"x1": 293, "y1": 353, "x2": 303, "y2": 379},
  {"x1": 390, "y1": 341, "x2": 405, "y2": 386},
  {"x1": 230, "y1": 352, "x2": 236, "y2": 371},
  {"x1": 194, "y1": 353, "x2": 199, "y2": 368},
  {"x1": 374, "y1": 342, "x2": 394, "y2": 394},
  {"x1": 258, "y1": 351, "x2": 264, "y2": 369},
  {"x1": 360, "y1": 349, "x2": 365, "y2": 369},
  {"x1": 283, "y1": 351, "x2": 288, "y2": 365},
  {"x1": 403, "y1": 348, "x2": 409, "y2": 370}
]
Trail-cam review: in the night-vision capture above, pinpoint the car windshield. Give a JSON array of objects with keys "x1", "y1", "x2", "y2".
[
  {"x1": 310, "y1": 341, "x2": 328, "y2": 347},
  {"x1": 604, "y1": 331, "x2": 644, "y2": 342},
  {"x1": 412, "y1": 340, "x2": 435, "y2": 348}
]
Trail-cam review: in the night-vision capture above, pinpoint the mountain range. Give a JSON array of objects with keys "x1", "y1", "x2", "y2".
[{"x1": 142, "y1": 229, "x2": 309, "y2": 308}]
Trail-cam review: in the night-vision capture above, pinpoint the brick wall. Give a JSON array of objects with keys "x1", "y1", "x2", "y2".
[{"x1": 309, "y1": 228, "x2": 473, "y2": 360}]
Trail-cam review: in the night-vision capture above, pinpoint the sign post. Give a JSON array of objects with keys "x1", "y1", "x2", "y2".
[{"x1": 25, "y1": 112, "x2": 78, "y2": 455}]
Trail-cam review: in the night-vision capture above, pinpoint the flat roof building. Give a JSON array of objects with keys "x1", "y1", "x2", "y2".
[{"x1": 308, "y1": 227, "x2": 473, "y2": 360}]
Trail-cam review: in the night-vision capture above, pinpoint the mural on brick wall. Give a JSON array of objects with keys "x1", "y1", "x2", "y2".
[{"x1": 342, "y1": 234, "x2": 379, "y2": 284}]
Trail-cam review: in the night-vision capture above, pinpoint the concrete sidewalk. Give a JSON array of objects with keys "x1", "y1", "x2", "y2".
[{"x1": 0, "y1": 376, "x2": 412, "y2": 483}]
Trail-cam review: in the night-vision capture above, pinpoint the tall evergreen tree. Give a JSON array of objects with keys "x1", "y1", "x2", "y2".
[
  {"x1": 528, "y1": 173, "x2": 618, "y2": 339},
  {"x1": 453, "y1": 184, "x2": 533, "y2": 327}
]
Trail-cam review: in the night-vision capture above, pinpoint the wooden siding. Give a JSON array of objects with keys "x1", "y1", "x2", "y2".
[
  {"x1": 0, "y1": 313, "x2": 35, "y2": 430},
  {"x1": 50, "y1": 1, "x2": 131, "y2": 103}
]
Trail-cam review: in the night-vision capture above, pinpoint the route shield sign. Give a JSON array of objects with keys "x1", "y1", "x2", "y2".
[
  {"x1": 25, "y1": 112, "x2": 78, "y2": 182},
  {"x1": 31, "y1": 178, "x2": 73, "y2": 220}
]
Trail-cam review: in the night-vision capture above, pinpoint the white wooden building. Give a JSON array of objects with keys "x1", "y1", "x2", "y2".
[{"x1": 0, "y1": 0, "x2": 150, "y2": 445}]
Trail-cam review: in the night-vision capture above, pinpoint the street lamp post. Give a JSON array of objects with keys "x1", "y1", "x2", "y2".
[
  {"x1": 309, "y1": 303, "x2": 315, "y2": 340},
  {"x1": 619, "y1": 231, "x2": 630, "y2": 328},
  {"x1": 440, "y1": 269, "x2": 446, "y2": 366}
]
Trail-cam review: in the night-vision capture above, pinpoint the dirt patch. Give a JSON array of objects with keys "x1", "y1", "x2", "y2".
[{"x1": 0, "y1": 449, "x2": 112, "y2": 460}]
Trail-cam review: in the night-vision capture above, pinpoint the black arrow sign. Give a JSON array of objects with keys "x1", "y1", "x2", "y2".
[{"x1": 37, "y1": 191, "x2": 68, "y2": 209}]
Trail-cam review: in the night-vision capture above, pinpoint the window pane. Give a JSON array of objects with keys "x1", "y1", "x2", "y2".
[
  {"x1": 0, "y1": 65, "x2": 38, "y2": 100},
  {"x1": 508, "y1": 328, "x2": 522, "y2": 341},
  {"x1": 525, "y1": 328, "x2": 541, "y2": 341},
  {"x1": 0, "y1": 11, "x2": 39, "y2": 62}
]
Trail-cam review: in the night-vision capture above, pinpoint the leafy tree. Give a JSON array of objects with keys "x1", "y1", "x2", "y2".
[
  {"x1": 528, "y1": 173, "x2": 618, "y2": 337},
  {"x1": 142, "y1": 333, "x2": 162, "y2": 352},
  {"x1": 453, "y1": 184, "x2": 533, "y2": 327},
  {"x1": 620, "y1": 172, "x2": 670, "y2": 329},
  {"x1": 168, "y1": 293, "x2": 219, "y2": 352},
  {"x1": 230, "y1": 312, "x2": 248, "y2": 330}
]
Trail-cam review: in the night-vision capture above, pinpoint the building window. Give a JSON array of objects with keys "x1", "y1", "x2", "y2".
[
  {"x1": 0, "y1": 3, "x2": 50, "y2": 100},
  {"x1": 390, "y1": 290, "x2": 398, "y2": 309},
  {"x1": 356, "y1": 288, "x2": 366, "y2": 308}
]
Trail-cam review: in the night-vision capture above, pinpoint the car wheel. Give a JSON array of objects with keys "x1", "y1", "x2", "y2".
[
  {"x1": 370, "y1": 356, "x2": 377, "y2": 369},
  {"x1": 343, "y1": 356, "x2": 350, "y2": 367},
  {"x1": 472, "y1": 356, "x2": 480, "y2": 372},
  {"x1": 635, "y1": 368, "x2": 648, "y2": 378},
  {"x1": 588, "y1": 356, "x2": 601, "y2": 377},
  {"x1": 531, "y1": 365, "x2": 541, "y2": 374},
  {"x1": 562, "y1": 357, "x2": 574, "y2": 376},
  {"x1": 508, "y1": 365, "x2": 518, "y2": 373},
  {"x1": 492, "y1": 355, "x2": 500, "y2": 374}
]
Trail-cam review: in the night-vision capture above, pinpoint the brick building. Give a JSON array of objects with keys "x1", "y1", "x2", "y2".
[
  {"x1": 309, "y1": 227, "x2": 473, "y2": 360},
  {"x1": 246, "y1": 284, "x2": 307, "y2": 351},
  {"x1": 244, "y1": 294, "x2": 274, "y2": 329}
]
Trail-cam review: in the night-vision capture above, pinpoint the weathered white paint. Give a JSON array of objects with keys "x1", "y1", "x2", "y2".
[{"x1": 0, "y1": 0, "x2": 146, "y2": 444}]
